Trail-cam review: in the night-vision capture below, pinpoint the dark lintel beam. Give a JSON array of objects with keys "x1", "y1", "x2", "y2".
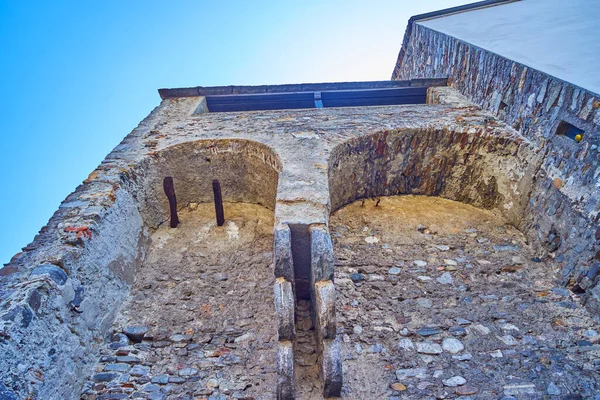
[{"x1": 158, "y1": 78, "x2": 447, "y2": 99}]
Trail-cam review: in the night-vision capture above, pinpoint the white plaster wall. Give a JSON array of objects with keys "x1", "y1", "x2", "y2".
[{"x1": 418, "y1": 0, "x2": 600, "y2": 95}]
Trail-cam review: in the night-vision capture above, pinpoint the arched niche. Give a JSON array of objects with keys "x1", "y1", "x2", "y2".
[
  {"x1": 328, "y1": 127, "x2": 539, "y2": 226},
  {"x1": 132, "y1": 138, "x2": 282, "y2": 229}
]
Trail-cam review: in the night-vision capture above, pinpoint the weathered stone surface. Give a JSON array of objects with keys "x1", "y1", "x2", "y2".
[
  {"x1": 394, "y1": 23, "x2": 600, "y2": 311},
  {"x1": 328, "y1": 125, "x2": 538, "y2": 228},
  {"x1": 92, "y1": 373, "x2": 118, "y2": 383},
  {"x1": 274, "y1": 223, "x2": 294, "y2": 281},
  {"x1": 397, "y1": 338, "x2": 414, "y2": 351},
  {"x1": 151, "y1": 374, "x2": 169, "y2": 384},
  {"x1": 130, "y1": 365, "x2": 150, "y2": 377},
  {"x1": 0, "y1": 383, "x2": 17, "y2": 400},
  {"x1": 388, "y1": 266, "x2": 402, "y2": 275},
  {"x1": 436, "y1": 271, "x2": 454, "y2": 284},
  {"x1": 442, "y1": 337, "x2": 464, "y2": 354},
  {"x1": 442, "y1": 376, "x2": 466, "y2": 387},
  {"x1": 547, "y1": 382, "x2": 561, "y2": 396},
  {"x1": 417, "y1": 327, "x2": 442, "y2": 337},
  {"x1": 321, "y1": 338, "x2": 342, "y2": 397},
  {"x1": 178, "y1": 367, "x2": 198, "y2": 377},
  {"x1": 314, "y1": 280, "x2": 336, "y2": 340},
  {"x1": 30, "y1": 264, "x2": 67, "y2": 285},
  {"x1": 503, "y1": 383, "x2": 536, "y2": 396},
  {"x1": 396, "y1": 368, "x2": 427, "y2": 380},
  {"x1": 212, "y1": 272, "x2": 228, "y2": 281},
  {"x1": 455, "y1": 385, "x2": 478, "y2": 395},
  {"x1": 104, "y1": 363, "x2": 130, "y2": 372},
  {"x1": 123, "y1": 325, "x2": 148, "y2": 343},
  {"x1": 310, "y1": 224, "x2": 335, "y2": 283},
  {"x1": 276, "y1": 341, "x2": 294, "y2": 400},
  {"x1": 273, "y1": 277, "x2": 295, "y2": 341},
  {"x1": 3, "y1": 84, "x2": 552, "y2": 399},
  {"x1": 416, "y1": 342, "x2": 443, "y2": 355},
  {"x1": 332, "y1": 196, "x2": 600, "y2": 398},
  {"x1": 73, "y1": 204, "x2": 278, "y2": 399}
]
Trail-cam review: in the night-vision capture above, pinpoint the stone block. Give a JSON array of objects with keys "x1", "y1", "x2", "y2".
[
  {"x1": 274, "y1": 277, "x2": 295, "y2": 341},
  {"x1": 30, "y1": 264, "x2": 68, "y2": 285},
  {"x1": 274, "y1": 224, "x2": 294, "y2": 281},
  {"x1": 276, "y1": 340, "x2": 294, "y2": 400},
  {"x1": 310, "y1": 224, "x2": 334, "y2": 284},
  {"x1": 314, "y1": 280, "x2": 336, "y2": 340},
  {"x1": 192, "y1": 97, "x2": 208, "y2": 114},
  {"x1": 0, "y1": 383, "x2": 17, "y2": 400},
  {"x1": 123, "y1": 326, "x2": 148, "y2": 343},
  {"x1": 321, "y1": 338, "x2": 342, "y2": 397}
]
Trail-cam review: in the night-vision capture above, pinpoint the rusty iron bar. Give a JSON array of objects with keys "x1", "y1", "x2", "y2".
[
  {"x1": 163, "y1": 177, "x2": 179, "y2": 228},
  {"x1": 212, "y1": 179, "x2": 225, "y2": 226}
]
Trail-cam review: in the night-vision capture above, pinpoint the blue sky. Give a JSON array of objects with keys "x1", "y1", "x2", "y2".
[{"x1": 0, "y1": 0, "x2": 469, "y2": 264}]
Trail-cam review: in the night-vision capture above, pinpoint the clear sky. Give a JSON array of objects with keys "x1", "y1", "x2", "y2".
[{"x1": 0, "y1": 0, "x2": 469, "y2": 265}]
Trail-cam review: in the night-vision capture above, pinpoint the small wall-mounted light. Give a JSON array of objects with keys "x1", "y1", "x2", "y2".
[{"x1": 556, "y1": 120, "x2": 585, "y2": 143}]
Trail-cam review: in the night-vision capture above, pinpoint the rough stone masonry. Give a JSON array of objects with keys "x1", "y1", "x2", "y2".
[
  {"x1": 0, "y1": 74, "x2": 599, "y2": 399},
  {"x1": 393, "y1": 18, "x2": 600, "y2": 311}
]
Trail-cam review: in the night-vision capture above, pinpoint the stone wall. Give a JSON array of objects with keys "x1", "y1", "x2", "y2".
[
  {"x1": 0, "y1": 163, "x2": 148, "y2": 400},
  {"x1": 0, "y1": 86, "x2": 563, "y2": 398},
  {"x1": 329, "y1": 125, "x2": 538, "y2": 227},
  {"x1": 393, "y1": 23, "x2": 600, "y2": 311},
  {"x1": 0, "y1": 105, "x2": 284, "y2": 399}
]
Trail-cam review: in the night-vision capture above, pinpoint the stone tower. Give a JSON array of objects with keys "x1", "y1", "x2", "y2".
[{"x1": 2, "y1": 1, "x2": 600, "y2": 399}]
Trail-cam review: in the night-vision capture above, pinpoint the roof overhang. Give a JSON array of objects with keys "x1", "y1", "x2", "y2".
[
  {"x1": 393, "y1": 0, "x2": 517, "y2": 77},
  {"x1": 158, "y1": 78, "x2": 447, "y2": 99}
]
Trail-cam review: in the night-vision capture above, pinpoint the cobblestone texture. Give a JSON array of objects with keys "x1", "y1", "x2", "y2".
[
  {"x1": 81, "y1": 203, "x2": 276, "y2": 400},
  {"x1": 293, "y1": 299, "x2": 323, "y2": 400},
  {"x1": 332, "y1": 196, "x2": 600, "y2": 399}
]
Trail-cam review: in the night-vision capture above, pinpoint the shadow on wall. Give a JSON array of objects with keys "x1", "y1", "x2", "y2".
[
  {"x1": 327, "y1": 128, "x2": 540, "y2": 227},
  {"x1": 132, "y1": 138, "x2": 282, "y2": 229}
]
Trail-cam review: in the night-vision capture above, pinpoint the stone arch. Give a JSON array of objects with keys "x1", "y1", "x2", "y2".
[
  {"x1": 131, "y1": 138, "x2": 282, "y2": 229},
  {"x1": 327, "y1": 127, "x2": 539, "y2": 226}
]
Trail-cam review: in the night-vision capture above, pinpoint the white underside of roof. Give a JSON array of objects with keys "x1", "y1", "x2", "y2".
[{"x1": 418, "y1": 0, "x2": 600, "y2": 95}]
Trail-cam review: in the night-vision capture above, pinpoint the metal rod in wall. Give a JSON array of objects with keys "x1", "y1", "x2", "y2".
[
  {"x1": 163, "y1": 177, "x2": 179, "y2": 228},
  {"x1": 212, "y1": 179, "x2": 225, "y2": 226}
]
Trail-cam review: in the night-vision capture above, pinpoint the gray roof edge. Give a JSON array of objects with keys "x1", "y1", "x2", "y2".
[
  {"x1": 158, "y1": 78, "x2": 448, "y2": 99},
  {"x1": 409, "y1": 0, "x2": 517, "y2": 24},
  {"x1": 392, "y1": 0, "x2": 517, "y2": 79}
]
